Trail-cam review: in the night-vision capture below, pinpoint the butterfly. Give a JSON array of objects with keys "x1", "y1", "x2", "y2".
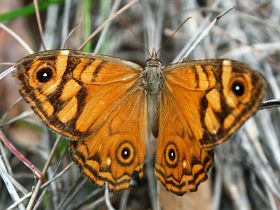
[{"x1": 15, "y1": 49, "x2": 266, "y2": 195}]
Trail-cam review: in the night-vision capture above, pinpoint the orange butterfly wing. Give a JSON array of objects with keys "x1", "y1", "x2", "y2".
[
  {"x1": 162, "y1": 59, "x2": 266, "y2": 148},
  {"x1": 69, "y1": 88, "x2": 147, "y2": 190},
  {"x1": 155, "y1": 59, "x2": 266, "y2": 195},
  {"x1": 155, "y1": 89, "x2": 214, "y2": 195},
  {"x1": 16, "y1": 50, "x2": 147, "y2": 190},
  {"x1": 16, "y1": 50, "x2": 143, "y2": 140}
]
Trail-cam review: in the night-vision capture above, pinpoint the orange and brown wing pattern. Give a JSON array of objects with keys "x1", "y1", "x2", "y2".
[
  {"x1": 155, "y1": 88, "x2": 214, "y2": 195},
  {"x1": 69, "y1": 88, "x2": 147, "y2": 191},
  {"x1": 15, "y1": 50, "x2": 143, "y2": 139},
  {"x1": 162, "y1": 59, "x2": 266, "y2": 148},
  {"x1": 155, "y1": 59, "x2": 266, "y2": 195}
]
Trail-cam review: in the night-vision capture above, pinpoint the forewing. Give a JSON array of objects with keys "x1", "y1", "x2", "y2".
[
  {"x1": 15, "y1": 50, "x2": 143, "y2": 139},
  {"x1": 163, "y1": 59, "x2": 266, "y2": 148}
]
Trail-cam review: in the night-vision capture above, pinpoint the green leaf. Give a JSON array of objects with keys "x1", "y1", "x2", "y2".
[
  {"x1": 82, "y1": 0, "x2": 92, "y2": 52},
  {"x1": 0, "y1": 0, "x2": 64, "y2": 22}
]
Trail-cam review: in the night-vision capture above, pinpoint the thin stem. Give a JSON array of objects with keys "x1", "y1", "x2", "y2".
[
  {"x1": 33, "y1": 0, "x2": 47, "y2": 50},
  {"x1": 0, "y1": 130, "x2": 43, "y2": 179},
  {"x1": 78, "y1": 0, "x2": 139, "y2": 50},
  {"x1": 26, "y1": 136, "x2": 62, "y2": 210},
  {"x1": 0, "y1": 23, "x2": 33, "y2": 54}
]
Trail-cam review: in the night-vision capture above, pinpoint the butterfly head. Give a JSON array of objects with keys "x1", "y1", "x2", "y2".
[{"x1": 146, "y1": 49, "x2": 161, "y2": 68}]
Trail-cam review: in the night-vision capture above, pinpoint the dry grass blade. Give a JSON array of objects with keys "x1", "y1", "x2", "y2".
[
  {"x1": 0, "y1": 62, "x2": 15, "y2": 66},
  {"x1": 94, "y1": 0, "x2": 122, "y2": 53},
  {"x1": 0, "y1": 66, "x2": 16, "y2": 80},
  {"x1": 60, "y1": 0, "x2": 72, "y2": 48},
  {"x1": 174, "y1": 5, "x2": 235, "y2": 62},
  {"x1": 26, "y1": 136, "x2": 62, "y2": 210},
  {"x1": 260, "y1": 99, "x2": 280, "y2": 110},
  {"x1": 105, "y1": 183, "x2": 116, "y2": 210},
  {"x1": 0, "y1": 130, "x2": 43, "y2": 179},
  {"x1": 57, "y1": 176, "x2": 87, "y2": 209},
  {"x1": 78, "y1": 0, "x2": 139, "y2": 50},
  {"x1": 0, "y1": 156, "x2": 25, "y2": 210},
  {"x1": 33, "y1": 0, "x2": 47, "y2": 50},
  {"x1": 62, "y1": 19, "x2": 82, "y2": 49},
  {"x1": 6, "y1": 163, "x2": 74, "y2": 210},
  {"x1": 0, "y1": 23, "x2": 33, "y2": 54},
  {"x1": 0, "y1": 110, "x2": 33, "y2": 127},
  {"x1": 0, "y1": 97, "x2": 23, "y2": 122}
]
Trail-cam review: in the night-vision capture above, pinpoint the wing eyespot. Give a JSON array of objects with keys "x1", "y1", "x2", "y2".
[
  {"x1": 231, "y1": 79, "x2": 245, "y2": 96},
  {"x1": 229, "y1": 76, "x2": 248, "y2": 97},
  {"x1": 164, "y1": 143, "x2": 179, "y2": 168},
  {"x1": 168, "y1": 148, "x2": 176, "y2": 161},
  {"x1": 116, "y1": 141, "x2": 135, "y2": 166},
  {"x1": 121, "y1": 147, "x2": 131, "y2": 159},
  {"x1": 36, "y1": 66, "x2": 55, "y2": 83}
]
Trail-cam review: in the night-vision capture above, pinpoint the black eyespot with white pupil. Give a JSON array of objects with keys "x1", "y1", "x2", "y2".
[
  {"x1": 164, "y1": 143, "x2": 178, "y2": 168},
  {"x1": 121, "y1": 147, "x2": 130, "y2": 159},
  {"x1": 36, "y1": 67, "x2": 54, "y2": 83},
  {"x1": 231, "y1": 80, "x2": 245, "y2": 96},
  {"x1": 116, "y1": 141, "x2": 135, "y2": 166},
  {"x1": 168, "y1": 148, "x2": 176, "y2": 161}
]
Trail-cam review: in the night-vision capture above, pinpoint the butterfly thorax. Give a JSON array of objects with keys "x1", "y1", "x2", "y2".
[{"x1": 143, "y1": 54, "x2": 163, "y2": 95}]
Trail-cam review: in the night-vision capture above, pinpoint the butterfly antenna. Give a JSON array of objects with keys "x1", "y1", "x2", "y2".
[
  {"x1": 33, "y1": 0, "x2": 47, "y2": 50},
  {"x1": 156, "y1": 16, "x2": 192, "y2": 56},
  {"x1": 118, "y1": 14, "x2": 151, "y2": 57}
]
